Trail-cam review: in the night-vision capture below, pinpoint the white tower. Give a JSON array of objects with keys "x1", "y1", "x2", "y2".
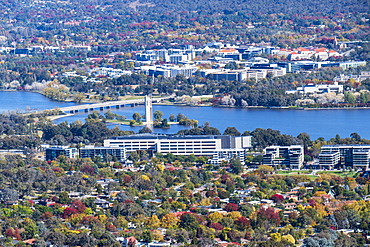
[{"x1": 145, "y1": 95, "x2": 153, "y2": 126}]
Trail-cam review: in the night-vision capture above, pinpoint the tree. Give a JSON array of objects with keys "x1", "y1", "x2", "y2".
[
  {"x1": 350, "y1": 132, "x2": 361, "y2": 142},
  {"x1": 297, "y1": 132, "x2": 312, "y2": 150},
  {"x1": 73, "y1": 92, "x2": 86, "y2": 103},
  {"x1": 256, "y1": 165, "x2": 274, "y2": 174},
  {"x1": 161, "y1": 213, "x2": 180, "y2": 229},
  {"x1": 223, "y1": 127, "x2": 241, "y2": 136},
  {"x1": 146, "y1": 215, "x2": 160, "y2": 229},
  {"x1": 224, "y1": 203, "x2": 239, "y2": 212},
  {"x1": 176, "y1": 113, "x2": 186, "y2": 122},
  {"x1": 270, "y1": 194, "x2": 284, "y2": 203},
  {"x1": 0, "y1": 188, "x2": 19, "y2": 203},
  {"x1": 104, "y1": 110, "x2": 117, "y2": 120},
  {"x1": 234, "y1": 216, "x2": 251, "y2": 230},
  {"x1": 153, "y1": 110, "x2": 164, "y2": 120},
  {"x1": 344, "y1": 92, "x2": 356, "y2": 104},
  {"x1": 132, "y1": 113, "x2": 141, "y2": 122},
  {"x1": 256, "y1": 207, "x2": 281, "y2": 227},
  {"x1": 180, "y1": 213, "x2": 199, "y2": 230},
  {"x1": 138, "y1": 127, "x2": 152, "y2": 133},
  {"x1": 208, "y1": 212, "x2": 223, "y2": 223},
  {"x1": 230, "y1": 158, "x2": 243, "y2": 174}
]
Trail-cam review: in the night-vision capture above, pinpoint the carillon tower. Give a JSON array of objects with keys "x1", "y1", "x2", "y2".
[{"x1": 145, "y1": 95, "x2": 153, "y2": 127}]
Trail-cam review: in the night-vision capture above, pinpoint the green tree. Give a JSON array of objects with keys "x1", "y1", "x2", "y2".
[
  {"x1": 154, "y1": 110, "x2": 164, "y2": 120},
  {"x1": 132, "y1": 113, "x2": 141, "y2": 122},
  {"x1": 344, "y1": 92, "x2": 356, "y2": 104},
  {"x1": 230, "y1": 158, "x2": 243, "y2": 174},
  {"x1": 223, "y1": 127, "x2": 241, "y2": 136}
]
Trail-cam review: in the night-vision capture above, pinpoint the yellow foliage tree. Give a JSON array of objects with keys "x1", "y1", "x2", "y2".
[
  {"x1": 199, "y1": 198, "x2": 212, "y2": 206},
  {"x1": 313, "y1": 191, "x2": 327, "y2": 197},
  {"x1": 161, "y1": 213, "x2": 180, "y2": 229},
  {"x1": 227, "y1": 211, "x2": 242, "y2": 220},
  {"x1": 270, "y1": 232, "x2": 282, "y2": 241},
  {"x1": 208, "y1": 212, "x2": 223, "y2": 223},
  {"x1": 146, "y1": 215, "x2": 160, "y2": 229},
  {"x1": 155, "y1": 164, "x2": 165, "y2": 172},
  {"x1": 282, "y1": 234, "x2": 295, "y2": 244},
  {"x1": 152, "y1": 230, "x2": 164, "y2": 241}
]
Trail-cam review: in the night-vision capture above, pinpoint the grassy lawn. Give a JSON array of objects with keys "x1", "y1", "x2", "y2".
[
  {"x1": 277, "y1": 170, "x2": 311, "y2": 175},
  {"x1": 125, "y1": 96, "x2": 145, "y2": 100},
  {"x1": 317, "y1": 171, "x2": 359, "y2": 178},
  {"x1": 275, "y1": 171, "x2": 317, "y2": 180},
  {"x1": 106, "y1": 119, "x2": 144, "y2": 126},
  {"x1": 107, "y1": 119, "x2": 179, "y2": 126}
]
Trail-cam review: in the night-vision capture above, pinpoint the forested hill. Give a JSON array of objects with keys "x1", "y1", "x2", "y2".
[{"x1": 97, "y1": 0, "x2": 368, "y2": 15}]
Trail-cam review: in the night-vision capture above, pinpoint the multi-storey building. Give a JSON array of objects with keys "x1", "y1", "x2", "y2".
[
  {"x1": 263, "y1": 145, "x2": 304, "y2": 169},
  {"x1": 318, "y1": 151, "x2": 340, "y2": 169},
  {"x1": 79, "y1": 146, "x2": 127, "y2": 162},
  {"x1": 45, "y1": 135, "x2": 253, "y2": 164},
  {"x1": 104, "y1": 134, "x2": 252, "y2": 164},
  {"x1": 319, "y1": 145, "x2": 370, "y2": 170},
  {"x1": 45, "y1": 146, "x2": 78, "y2": 161}
]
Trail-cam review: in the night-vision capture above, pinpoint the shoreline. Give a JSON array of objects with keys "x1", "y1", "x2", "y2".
[
  {"x1": 2, "y1": 90, "x2": 370, "y2": 112},
  {"x1": 47, "y1": 113, "x2": 75, "y2": 121}
]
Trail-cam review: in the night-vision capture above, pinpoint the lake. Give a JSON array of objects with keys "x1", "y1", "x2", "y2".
[{"x1": 1, "y1": 91, "x2": 369, "y2": 140}]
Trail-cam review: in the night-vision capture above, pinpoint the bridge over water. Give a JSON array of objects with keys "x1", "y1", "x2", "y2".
[{"x1": 55, "y1": 97, "x2": 170, "y2": 114}]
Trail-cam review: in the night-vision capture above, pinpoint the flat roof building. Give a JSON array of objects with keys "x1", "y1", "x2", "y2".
[
  {"x1": 45, "y1": 146, "x2": 78, "y2": 161},
  {"x1": 79, "y1": 146, "x2": 127, "y2": 162},
  {"x1": 104, "y1": 134, "x2": 252, "y2": 164},
  {"x1": 263, "y1": 145, "x2": 304, "y2": 169},
  {"x1": 319, "y1": 145, "x2": 370, "y2": 170}
]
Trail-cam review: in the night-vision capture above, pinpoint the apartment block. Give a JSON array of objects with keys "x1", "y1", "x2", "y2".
[
  {"x1": 45, "y1": 146, "x2": 78, "y2": 161},
  {"x1": 263, "y1": 145, "x2": 304, "y2": 169},
  {"x1": 319, "y1": 145, "x2": 370, "y2": 169},
  {"x1": 79, "y1": 146, "x2": 127, "y2": 162}
]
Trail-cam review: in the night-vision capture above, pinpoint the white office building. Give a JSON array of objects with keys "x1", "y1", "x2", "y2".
[{"x1": 104, "y1": 134, "x2": 252, "y2": 164}]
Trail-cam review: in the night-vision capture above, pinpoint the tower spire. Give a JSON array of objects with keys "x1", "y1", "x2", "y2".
[{"x1": 145, "y1": 95, "x2": 153, "y2": 128}]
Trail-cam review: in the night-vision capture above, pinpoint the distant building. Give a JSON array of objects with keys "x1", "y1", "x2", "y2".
[
  {"x1": 45, "y1": 146, "x2": 78, "y2": 161},
  {"x1": 319, "y1": 145, "x2": 370, "y2": 170},
  {"x1": 136, "y1": 50, "x2": 159, "y2": 61},
  {"x1": 89, "y1": 67, "x2": 132, "y2": 78},
  {"x1": 104, "y1": 134, "x2": 252, "y2": 164},
  {"x1": 263, "y1": 145, "x2": 304, "y2": 169},
  {"x1": 287, "y1": 82, "x2": 344, "y2": 95},
  {"x1": 334, "y1": 71, "x2": 370, "y2": 83},
  {"x1": 208, "y1": 67, "x2": 285, "y2": 82},
  {"x1": 79, "y1": 146, "x2": 127, "y2": 162}
]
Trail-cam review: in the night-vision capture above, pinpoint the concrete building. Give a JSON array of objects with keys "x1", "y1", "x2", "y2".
[
  {"x1": 104, "y1": 134, "x2": 252, "y2": 164},
  {"x1": 319, "y1": 151, "x2": 340, "y2": 169},
  {"x1": 334, "y1": 71, "x2": 370, "y2": 83},
  {"x1": 292, "y1": 82, "x2": 344, "y2": 94},
  {"x1": 45, "y1": 146, "x2": 78, "y2": 161},
  {"x1": 319, "y1": 145, "x2": 370, "y2": 169},
  {"x1": 263, "y1": 145, "x2": 304, "y2": 169},
  {"x1": 79, "y1": 146, "x2": 127, "y2": 162},
  {"x1": 136, "y1": 50, "x2": 159, "y2": 61}
]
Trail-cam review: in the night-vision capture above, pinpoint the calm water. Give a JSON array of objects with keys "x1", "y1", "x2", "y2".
[
  {"x1": 1, "y1": 91, "x2": 370, "y2": 140},
  {"x1": 0, "y1": 91, "x2": 79, "y2": 113}
]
